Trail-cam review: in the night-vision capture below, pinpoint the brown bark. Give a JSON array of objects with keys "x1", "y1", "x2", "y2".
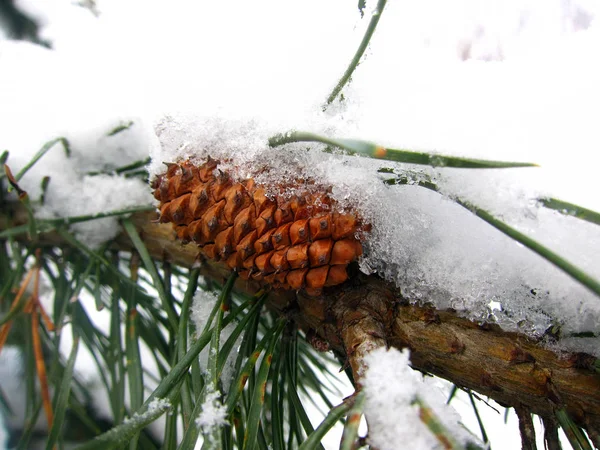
[
  {"x1": 4, "y1": 208, "x2": 600, "y2": 436},
  {"x1": 516, "y1": 405, "x2": 537, "y2": 450},
  {"x1": 542, "y1": 416, "x2": 562, "y2": 450}
]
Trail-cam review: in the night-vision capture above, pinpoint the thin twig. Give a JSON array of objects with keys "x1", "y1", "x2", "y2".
[
  {"x1": 541, "y1": 416, "x2": 561, "y2": 450},
  {"x1": 515, "y1": 405, "x2": 537, "y2": 450}
]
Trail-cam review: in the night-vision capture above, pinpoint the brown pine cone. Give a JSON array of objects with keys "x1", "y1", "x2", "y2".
[{"x1": 151, "y1": 158, "x2": 368, "y2": 294}]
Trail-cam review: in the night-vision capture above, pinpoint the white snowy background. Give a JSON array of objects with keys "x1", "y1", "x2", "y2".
[{"x1": 1, "y1": 0, "x2": 600, "y2": 448}]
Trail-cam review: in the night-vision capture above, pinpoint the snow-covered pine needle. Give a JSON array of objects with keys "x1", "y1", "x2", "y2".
[
  {"x1": 74, "y1": 398, "x2": 171, "y2": 450},
  {"x1": 2, "y1": 1, "x2": 600, "y2": 448},
  {"x1": 196, "y1": 387, "x2": 227, "y2": 436}
]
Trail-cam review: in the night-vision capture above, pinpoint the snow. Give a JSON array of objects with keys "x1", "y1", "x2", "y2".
[
  {"x1": 123, "y1": 397, "x2": 171, "y2": 425},
  {"x1": 190, "y1": 290, "x2": 221, "y2": 336},
  {"x1": 196, "y1": 386, "x2": 227, "y2": 433},
  {"x1": 1, "y1": 0, "x2": 599, "y2": 350},
  {"x1": 363, "y1": 347, "x2": 477, "y2": 449}
]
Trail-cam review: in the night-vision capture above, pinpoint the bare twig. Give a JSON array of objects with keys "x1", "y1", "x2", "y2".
[
  {"x1": 515, "y1": 405, "x2": 537, "y2": 450},
  {"x1": 542, "y1": 416, "x2": 562, "y2": 450}
]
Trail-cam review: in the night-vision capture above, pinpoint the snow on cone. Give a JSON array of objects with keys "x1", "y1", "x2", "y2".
[{"x1": 152, "y1": 158, "x2": 369, "y2": 294}]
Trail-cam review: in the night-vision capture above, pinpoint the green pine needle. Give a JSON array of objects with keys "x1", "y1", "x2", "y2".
[
  {"x1": 540, "y1": 197, "x2": 600, "y2": 227},
  {"x1": 107, "y1": 121, "x2": 134, "y2": 136},
  {"x1": 45, "y1": 335, "x2": 80, "y2": 450},
  {"x1": 414, "y1": 396, "x2": 478, "y2": 450},
  {"x1": 217, "y1": 294, "x2": 267, "y2": 377},
  {"x1": 122, "y1": 218, "x2": 179, "y2": 330},
  {"x1": 11, "y1": 137, "x2": 70, "y2": 185},
  {"x1": 126, "y1": 307, "x2": 144, "y2": 449},
  {"x1": 324, "y1": 0, "x2": 388, "y2": 108},
  {"x1": 555, "y1": 408, "x2": 594, "y2": 450},
  {"x1": 465, "y1": 202, "x2": 600, "y2": 298},
  {"x1": 0, "y1": 150, "x2": 9, "y2": 167},
  {"x1": 269, "y1": 131, "x2": 538, "y2": 168},
  {"x1": 285, "y1": 369, "x2": 321, "y2": 449},
  {"x1": 340, "y1": 392, "x2": 365, "y2": 450},
  {"x1": 177, "y1": 268, "x2": 200, "y2": 429},
  {"x1": 225, "y1": 321, "x2": 275, "y2": 415},
  {"x1": 242, "y1": 319, "x2": 286, "y2": 450},
  {"x1": 467, "y1": 390, "x2": 489, "y2": 445},
  {"x1": 74, "y1": 399, "x2": 172, "y2": 450},
  {"x1": 301, "y1": 400, "x2": 351, "y2": 450}
]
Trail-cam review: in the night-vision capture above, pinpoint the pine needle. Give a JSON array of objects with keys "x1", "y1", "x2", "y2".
[{"x1": 269, "y1": 131, "x2": 538, "y2": 168}]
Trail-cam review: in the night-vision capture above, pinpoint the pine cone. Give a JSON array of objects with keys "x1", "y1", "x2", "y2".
[{"x1": 152, "y1": 158, "x2": 368, "y2": 294}]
